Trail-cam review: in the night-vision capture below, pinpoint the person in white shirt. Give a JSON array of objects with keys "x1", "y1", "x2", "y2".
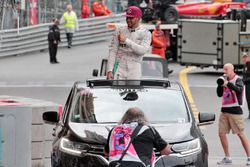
[{"x1": 107, "y1": 6, "x2": 151, "y2": 80}]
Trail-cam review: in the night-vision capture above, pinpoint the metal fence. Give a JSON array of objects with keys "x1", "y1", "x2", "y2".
[
  {"x1": 0, "y1": 14, "x2": 125, "y2": 57},
  {"x1": 1, "y1": 0, "x2": 127, "y2": 30}
]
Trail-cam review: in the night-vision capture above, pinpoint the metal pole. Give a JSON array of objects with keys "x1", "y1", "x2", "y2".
[
  {"x1": 1, "y1": 0, "x2": 6, "y2": 30},
  {"x1": 0, "y1": 114, "x2": 4, "y2": 167},
  {"x1": 27, "y1": 0, "x2": 29, "y2": 26},
  {"x1": 44, "y1": 0, "x2": 46, "y2": 23},
  {"x1": 0, "y1": 0, "x2": 3, "y2": 31},
  {"x1": 37, "y1": 0, "x2": 40, "y2": 24},
  {"x1": 17, "y1": 13, "x2": 19, "y2": 34},
  {"x1": 0, "y1": 0, "x2": 5, "y2": 50}
]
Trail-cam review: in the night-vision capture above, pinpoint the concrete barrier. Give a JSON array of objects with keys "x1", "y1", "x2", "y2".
[{"x1": 0, "y1": 96, "x2": 59, "y2": 167}]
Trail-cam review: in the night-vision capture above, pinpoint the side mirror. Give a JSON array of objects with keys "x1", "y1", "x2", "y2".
[
  {"x1": 92, "y1": 69, "x2": 99, "y2": 77},
  {"x1": 198, "y1": 112, "x2": 215, "y2": 126},
  {"x1": 43, "y1": 111, "x2": 59, "y2": 124}
]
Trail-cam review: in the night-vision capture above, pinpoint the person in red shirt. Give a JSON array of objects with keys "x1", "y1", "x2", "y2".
[
  {"x1": 151, "y1": 21, "x2": 170, "y2": 59},
  {"x1": 92, "y1": 0, "x2": 112, "y2": 17},
  {"x1": 151, "y1": 21, "x2": 173, "y2": 74},
  {"x1": 81, "y1": 0, "x2": 90, "y2": 18}
]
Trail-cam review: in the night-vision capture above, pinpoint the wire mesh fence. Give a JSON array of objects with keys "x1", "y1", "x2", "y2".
[{"x1": 0, "y1": 0, "x2": 128, "y2": 30}]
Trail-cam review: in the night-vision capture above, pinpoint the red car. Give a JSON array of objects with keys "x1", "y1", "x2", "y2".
[
  {"x1": 139, "y1": 0, "x2": 247, "y2": 23},
  {"x1": 176, "y1": 1, "x2": 247, "y2": 17}
]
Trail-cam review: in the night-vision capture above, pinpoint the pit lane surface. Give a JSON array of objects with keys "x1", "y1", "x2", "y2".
[{"x1": 0, "y1": 41, "x2": 250, "y2": 166}]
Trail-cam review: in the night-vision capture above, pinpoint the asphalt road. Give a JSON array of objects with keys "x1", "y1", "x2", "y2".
[{"x1": 1, "y1": 41, "x2": 250, "y2": 166}]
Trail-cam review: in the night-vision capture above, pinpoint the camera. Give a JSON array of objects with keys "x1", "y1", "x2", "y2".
[{"x1": 217, "y1": 74, "x2": 228, "y2": 86}]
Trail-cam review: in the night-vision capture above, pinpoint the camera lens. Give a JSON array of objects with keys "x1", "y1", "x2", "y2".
[{"x1": 217, "y1": 77, "x2": 224, "y2": 86}]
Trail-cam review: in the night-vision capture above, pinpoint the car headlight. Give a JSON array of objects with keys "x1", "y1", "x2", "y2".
[
  {"x1": 171, "y1": 138, "x2": 201, "y2": 155},
  {"x1": 59, "y1": 137, "x2": 90, "y2": 156}
]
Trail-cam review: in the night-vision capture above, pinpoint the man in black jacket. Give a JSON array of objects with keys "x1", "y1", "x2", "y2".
[
  {"x1": 242, "y1": 52, "x2": 250, "y2": 118},
  {"x1": 216, "y1": 63, "x2": 250, "y2": 165},
  {"x1": 48, "y1": 19, "x2": 61, "y2": 64}
]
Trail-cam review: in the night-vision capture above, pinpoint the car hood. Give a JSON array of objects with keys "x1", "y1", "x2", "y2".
[{"x1": 69, "y1": 122, "x2": 194, "y2": 144}]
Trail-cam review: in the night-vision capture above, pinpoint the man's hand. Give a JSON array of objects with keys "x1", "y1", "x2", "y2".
[
  {"x1": 223, "y1": 80, "x2": 228, "y2": 87},
  {"x1": 118, "y1": 33, "x2": 126, "y2": 43},
  {"x1": 106, "y1": 71, "x2": 113, "y2": 80},
  {"x1": 160, "y1": 145, "x2": 172, "y2": 156}
]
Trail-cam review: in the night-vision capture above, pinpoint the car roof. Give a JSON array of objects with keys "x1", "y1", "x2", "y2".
[
  {"x1": 75, "y1": 78, "x2": 182, "y2": 91},
  {"x1": 143, "y1": 53, "x2": 163, "y2": 59}
]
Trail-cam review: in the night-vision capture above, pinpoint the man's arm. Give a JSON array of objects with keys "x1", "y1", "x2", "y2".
[
  {"x1": 162, "y1": 31, "x2": 168, "y2": 50},
  {"x1": 74, "y1": 12, "x2": 79, "y2": 31},
  {"x1": 227, "y1": 78, "x2": 243, "y2": 95},
  {"x1": 244, "y1": 62, "x2": 250, "y2": 83},
  {"x1": 246, "y1": 62, "x2": 250, "y2": 72},
  {"x1": 152, "y1": 127, "x2": 171, "y2": 156},
  {"x1": 60, "y1": 14, "x2": 65, "y2": 24},
  {"x1": 107, "y1": 30, "x2": 119, "y2": 78},
  {"x1": 160, "y1": 145, "x2": 172, "y2": 156},
  {"x1": 125, "y1": 30, "x2": 151, "y2": 55},
  {"x1": 244, "y1": 77, "x2": 250, "y2": 84},
  {"x1": 58, "y1": 28, "x2": 61, "y2": 42}
]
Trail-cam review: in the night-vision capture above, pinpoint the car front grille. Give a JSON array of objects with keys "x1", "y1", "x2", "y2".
[{"x1": 87, "y1": 144, "x2": 105, "y2": 156}]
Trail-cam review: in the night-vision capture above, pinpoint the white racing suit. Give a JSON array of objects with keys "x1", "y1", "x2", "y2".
[{"x1": 107, "y1": 26, "x2": 151, "y2": 79}]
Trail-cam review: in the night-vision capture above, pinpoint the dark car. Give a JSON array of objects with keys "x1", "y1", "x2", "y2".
[
  {"x1": 43, "y1": 79, "x2": 215, "y2": 167},
  {"x1": 93, "y1": 54, "x2": 169, "y2": 78}
]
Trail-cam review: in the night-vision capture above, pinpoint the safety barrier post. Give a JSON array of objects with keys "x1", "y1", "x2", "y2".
[{"x1": 0, "y1": 114, "x2": 3, "y2": 167}]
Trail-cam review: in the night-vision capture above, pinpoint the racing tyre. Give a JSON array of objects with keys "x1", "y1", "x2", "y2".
[
  {"x1": 164, "y1": 6, "x2": 178, "y2": 24},
  {"x1": 142, "y1": 7, "x2": 155, "y2": 23}
]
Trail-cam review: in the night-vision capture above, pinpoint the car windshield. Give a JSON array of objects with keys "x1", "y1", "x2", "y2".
[
  {"x1": 70, "y1": 88, "x2": 189, "y2": 124},
  {"x1": 142, "y1": 60, "x2": 164, "y2": 77}
]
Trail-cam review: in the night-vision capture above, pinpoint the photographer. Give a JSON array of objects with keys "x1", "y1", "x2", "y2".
[{"x1": 216, "y1": 63, "x2": 250, "y2": 165}]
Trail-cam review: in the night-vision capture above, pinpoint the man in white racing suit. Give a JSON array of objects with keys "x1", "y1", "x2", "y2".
[{"x1": 107, "y1": 6, "x2": 151, "y2": 80}]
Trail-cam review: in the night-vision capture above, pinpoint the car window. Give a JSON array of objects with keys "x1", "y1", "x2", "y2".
[
  {"x1": 70, "y1": 88, "x2": 189, "y2": 124},
  {"x1": 142, "y1": 60, "x2": 163, "y2": 77}
]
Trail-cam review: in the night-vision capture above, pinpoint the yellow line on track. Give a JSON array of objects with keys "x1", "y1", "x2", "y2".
[
  {"x1": 179, "y1": 67, "x2": 197, "y2": 104},
  {"x1": 179, "y1": 67, "x2": 204, "y2": 130}
]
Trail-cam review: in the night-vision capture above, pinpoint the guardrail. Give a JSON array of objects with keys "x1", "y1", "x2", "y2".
[{"x1": 0, "y1": 14, "x2": 125, "y2": 57}]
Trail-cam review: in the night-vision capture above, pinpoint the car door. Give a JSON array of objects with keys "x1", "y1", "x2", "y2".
[{"x1": 52, "y1": 84, "x2": 77, "y2": 142}]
